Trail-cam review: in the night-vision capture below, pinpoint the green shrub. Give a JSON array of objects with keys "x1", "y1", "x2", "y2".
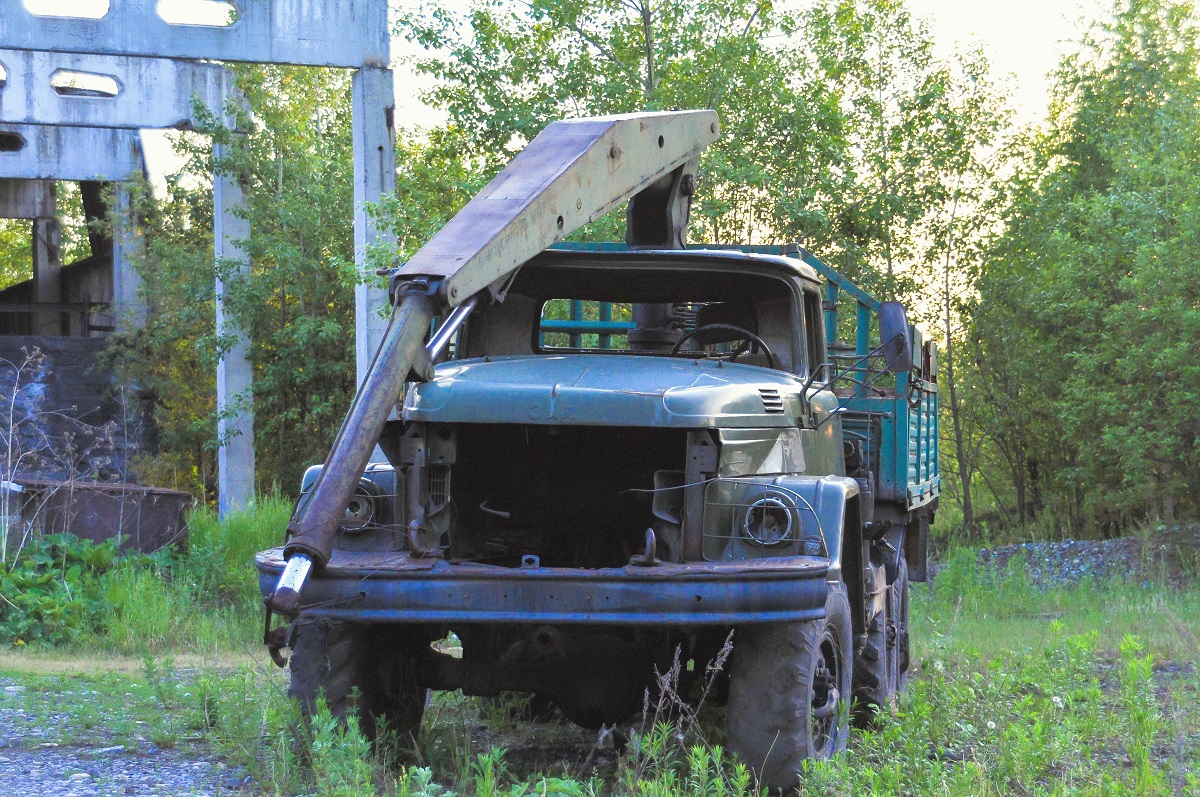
[
  {"x1": 101, "y1": 561, "x2": 180, "y2": 650},
  {"x1": 0, "y1": 533, "x2": 117, "y2": 645},
  {"x1": 0, "y1": 494, "x2": 291, "y2": 652}
]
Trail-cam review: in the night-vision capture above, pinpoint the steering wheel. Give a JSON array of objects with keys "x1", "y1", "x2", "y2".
[{"x1": 670, "y1": 324, "x2": 778, "y2": 369}]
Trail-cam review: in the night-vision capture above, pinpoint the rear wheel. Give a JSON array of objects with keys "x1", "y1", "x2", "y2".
[
  {"x1": 894, "y1": 556, "x2": 910, "y2": 694},
  {"x1": 854, "y1": 556, "x2": 909, "y2": 722},
  {"x1": 288, "y1": 619, "x2": 427, "y2": 744},
  {"x1": 727, "y1": 583, "x2": 852, "y2": 791}
]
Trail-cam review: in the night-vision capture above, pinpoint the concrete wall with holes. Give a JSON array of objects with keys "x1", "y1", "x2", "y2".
[{"x1": 0, "y1": 0, "x2": 398, "y2": 515}]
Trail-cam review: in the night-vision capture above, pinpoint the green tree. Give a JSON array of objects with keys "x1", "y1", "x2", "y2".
[
  {"x1": 0, "y1": 220, "x2": 32, "y2": 291},
  {"x1": 401, "y1": 0, "x2": 851, "y2": 245},
  {"x1": 0, "y1": 183, "x2": 92, "y2": 293},
  {"x1": 904, "y1": 46, "x2": 1011, "y2": 532},
  {"x1": 112, "y1": 65, "x2": 360, "y2": 500},
  {"x1": 974, "y1": 0, "x2": 1200, "y2": 528}
]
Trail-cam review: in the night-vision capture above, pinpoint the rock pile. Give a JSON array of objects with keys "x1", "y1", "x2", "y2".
[{"x1": 975, "y1": 525, "x2": 1198, "y2": 588}]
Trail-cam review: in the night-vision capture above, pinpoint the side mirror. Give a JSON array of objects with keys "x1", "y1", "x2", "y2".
[{"x1": 878, "y1": 301, "x2": 913, "y2": 373}]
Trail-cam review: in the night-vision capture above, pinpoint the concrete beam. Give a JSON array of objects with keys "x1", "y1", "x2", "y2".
[
  {"x1": 214, "y1": 144, "x2": 254, "y2": 516},
  {"x1": 0, "y1": 177, "x2": 54, "y2": 218},
  {"x1": 0, "y1": 49, "x2": 230, "y2": 130},
  {"x1": 0, "y1": 0, "x2": 389, "y2": 69},
  {"x1": 352, "y1": 67, "x2": 397, "y2": 392},
  {"x1": 0, "y1": 124, "x2": 143, "y2": 181}
]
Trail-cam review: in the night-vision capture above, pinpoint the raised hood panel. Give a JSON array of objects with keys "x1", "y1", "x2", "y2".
[{"x1": 404, "y1": 355, "x2": 805, "y2": 427}]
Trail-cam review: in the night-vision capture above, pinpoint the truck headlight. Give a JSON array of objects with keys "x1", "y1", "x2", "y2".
[{"x1": 742, "y1": 494, "x2": 794, "y2": 547}]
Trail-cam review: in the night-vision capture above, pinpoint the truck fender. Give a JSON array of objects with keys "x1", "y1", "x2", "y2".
[
  {"x1": 766, "y1": 475, "x2": 859, "y2": 573},
  {"x1": 768, "y1": 474, "x2": 866, "y2": 635}
]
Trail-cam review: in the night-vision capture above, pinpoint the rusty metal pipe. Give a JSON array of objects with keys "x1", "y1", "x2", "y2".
[{"x1": 267, "y1": 290, "x2": 439, "y2": 615}]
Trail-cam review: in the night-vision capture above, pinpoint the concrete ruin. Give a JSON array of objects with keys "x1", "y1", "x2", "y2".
[{"x1": 0, "y1": 0, "x2": 397, "y2": 519}]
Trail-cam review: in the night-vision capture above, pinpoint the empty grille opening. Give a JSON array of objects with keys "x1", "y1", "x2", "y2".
[
  {"x1": 24, "y1": 0, "x2": 110, "y2": 18},
  {"x1": 758, "y1": 388, "x2": 784, "y2": 413},
  {"x1": 449, "y1": 425, "x2": 687, "y2": 568},
  {"x1": 156, "y1": 0, "x2": 237, "y2": 26},
  {"x1": 50, "y1": 69, "x2": 120, "y2": 99}
]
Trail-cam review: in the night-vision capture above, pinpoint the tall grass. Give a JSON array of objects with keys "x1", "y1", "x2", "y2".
[
  {"x1": 922, "y1": 548, "x2": 1200, "y2": 663},
  {"x1": 99, "y1": 493, "x2": 292, "y2": 654},
  {"x1": 7, "y1": 509, "x2": 1199, "y2": 795}
]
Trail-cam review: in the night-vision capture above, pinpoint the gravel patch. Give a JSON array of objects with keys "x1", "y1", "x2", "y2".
[
  {"x1": 975, "y1": 525, "x2": 1199, "y2": 588},
  {"x1": 0, "y1": 744, "x2": 252, "y2": 796},
  {"x1": 0, "y1": 678, "x2": 256, "y2": 796}
]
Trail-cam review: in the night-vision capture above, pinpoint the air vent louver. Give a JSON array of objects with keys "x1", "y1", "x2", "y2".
[
  {"x1": 426, "y1": 464, "x2": 451, "y2": 510},
  {"x1": 758, "y1": 388, "x2": 785, "y2": 414}
]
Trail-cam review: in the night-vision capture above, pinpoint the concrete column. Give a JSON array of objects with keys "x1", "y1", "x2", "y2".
[
  {"x1": 111, "y1": 184, "x2": 147, "y2": 332},
  {"x1": 0, "y1": 178, "x2": 55, "y2": 218},
  {"x1": 351, "y1": 67, "x2": 397, "y2": 387},
  {"x1": 213, "y1": 144, "x2": 254, "y2": 516},
  {"x1": 30, "y1": 181, "x2": 61, "y2": 336}
]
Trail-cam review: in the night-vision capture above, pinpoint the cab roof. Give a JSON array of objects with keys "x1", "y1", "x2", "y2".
[{"x1": 527, "y1": 246, "x2": 822, "y2": 288}]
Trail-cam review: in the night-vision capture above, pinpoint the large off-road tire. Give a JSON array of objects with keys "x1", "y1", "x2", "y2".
[
  {"x1": 852, "y1": 621, "x2": 889, "y2": 723},
  {"x1": 288, "y1": 619, "x2": 426, "y2": 744},
  {"x1": 728, "y1": 583, "x2": 852, "y2": 791},
  {"x1": 854, "y1": 556, "x2": 909, "y2": 722},
  {"x1": 894, "y1": 555, "x2": 910, "y2": 694}
]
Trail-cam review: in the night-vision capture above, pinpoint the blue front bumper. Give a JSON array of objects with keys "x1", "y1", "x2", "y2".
[{"x1": 256, "y1": 548, "x2": 830, "y2": 625}]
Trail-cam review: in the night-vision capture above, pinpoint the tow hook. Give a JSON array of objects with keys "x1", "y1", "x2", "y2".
[
  {"x1": 813, "y1": 687, "x2": 840, "y2": 719},
  {"x1": 263, "y1": 610, "x2": 290, "y2": 668},
  {"x1": 629, "y1": 528, "x2": 659, "y2": 567}
]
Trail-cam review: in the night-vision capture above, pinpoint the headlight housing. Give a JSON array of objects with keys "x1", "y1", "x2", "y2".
[{"x1": 742, "y1": 493, "x2": 794, "y2": 547}]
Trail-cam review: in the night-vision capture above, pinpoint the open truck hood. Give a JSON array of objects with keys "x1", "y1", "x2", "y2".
[{"x1": 404, "y1": 354, "x2": 809, "y2": 428}]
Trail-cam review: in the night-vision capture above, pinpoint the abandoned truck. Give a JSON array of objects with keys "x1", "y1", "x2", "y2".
[{"x1": 257, "y1": 110, "x2": 939, "y2": 789}]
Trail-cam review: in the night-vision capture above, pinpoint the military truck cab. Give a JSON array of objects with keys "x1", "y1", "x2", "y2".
[
  {"x1": 258, "y1": 243, "x2": 938, "y2": 788},
  {"x1": 258, "y1": 112, "x2": 938, "y2": 790}
]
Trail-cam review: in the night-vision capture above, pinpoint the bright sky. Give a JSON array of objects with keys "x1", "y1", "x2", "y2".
[{"x1": 906, "y1": 0, "x2": 1105, "y2": 123}]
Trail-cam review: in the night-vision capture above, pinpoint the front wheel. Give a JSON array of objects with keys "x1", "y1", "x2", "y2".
[
  {"x1": 727, "y1": 583, "x2": 852, "y2": 791},
  {"x1": 288, "y1": 619, "x2": 427, "y2": 744}
]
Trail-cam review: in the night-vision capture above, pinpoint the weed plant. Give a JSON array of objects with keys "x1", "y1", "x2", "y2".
[
  {"x1": 0, "y1": 493, "x2": 291, "y2": 652},
  {"x1": 2, "y1": 507, "x2": 1198, "y2": 795},
  {"x1": 225, "y1": 559, "x2": 1194, "y2": 796}
]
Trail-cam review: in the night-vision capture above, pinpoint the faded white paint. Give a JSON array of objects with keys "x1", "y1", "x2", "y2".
[
  {"x1": 0, "y1": 124, "x2": 143, "y2": 181},
  {"x1": 111, "y1": 184, "x2": 146, "y2": 331},
  {"x1": 0, "y1": 49, "x2": 231, "y2": 130},
  {"x1": 214, "y1": 142, "x2": 254, "y2": 515},
  {"x1": 0, "y1": 0, "x2": 389, "y2": 68},
  {"x1": 352, "y1": 67, "x2": 395, "y2": 391}
]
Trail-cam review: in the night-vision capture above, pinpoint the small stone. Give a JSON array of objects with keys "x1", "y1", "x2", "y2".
[
  {"x1": 3, "y1": 686, "x2": 24, "y2": 695},
  {"x1": 70, "y1": 773, "x2": 91, "y2": 782},
  {"x1": 95, "y1": 745, "x2": 126, "y2": 755}
]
